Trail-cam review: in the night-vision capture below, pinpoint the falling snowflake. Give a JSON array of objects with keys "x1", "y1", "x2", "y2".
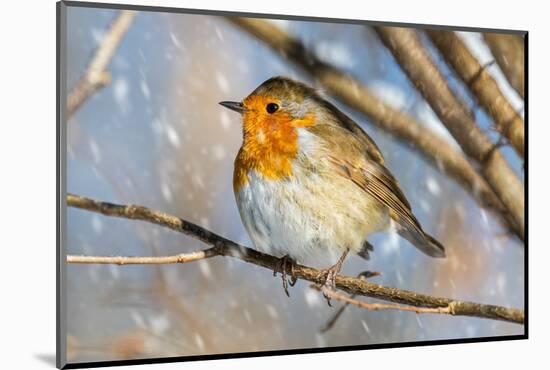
[
  {"x1": 169, "y1": 32, "x2": 181, "y2": 48},
  {"x1": 164, "y1": 123, "x2": 181, "y2": 148},
  {"x1": 369, "y1": 80, "x2": 409, "y2": 111},
  {"x1": 108, "y1": 264, "x2": 120, "y2": 280},
  {"x1": 497, "y1": 273, "x2": 507, "y2": 294},
  {"x1": 89, "y1": 138, "x2": 101, "y2": 164},
  {"x1": 211, "y1": 144, "x2": 227, "y2": 161},
  {"x1": 266, "y1": 305, "x2": 279, "y2": 320},
  {"x1": 314, "y1": 41, "x2": 356, "y2": 69},
  {"x1": 90, "y1": 28, "x2": 105, "y2": 45},
  {"x1": 215, "y1": 72, "x2": 230, "y2": 93},
  {"x1": 304, "y1": 288, "x2": 322, "y2": 308},
  {"x1": 426, "y1": 177, "x2": 441, "y2": 196},
  {"x1": 220, "y1": 110, "x2": 232, "y2": 131},
  {"x1": 149, "y1": 314, "x2": 170, "y2": 335},
  {"x1": 161, "y1": 182, "x2": 173, "y2": 202},
  {"x1": 361, "y1": 320, "x2": 371, "y2": 334},
  {"x1": 113, "y1": 77, "x2": 129, "y2": 113},
  {"x1": 198, "y1": 259, "x2": 212, "y2": 280},
  {"x1": 91, "y1": 214, "x2": 103, "y2": 234},
  {"x1": 130, "y1": 310, "x2": 146, "y2": 328},
  {"x1": 200, "y1": 217, "x2": 210, "y2": 229},
  {"x1": 194, "y1": 333, "x2": 205, "y2": 351},
  {"x1": 213, "y1": 25, "x2": 224, "y2": 41},
  {"x1": 243, "y1": 309, "x2": 252, "y2": 324},
  {"x1": 140, "y1": 79, "x2": 151, "y2": 100}
]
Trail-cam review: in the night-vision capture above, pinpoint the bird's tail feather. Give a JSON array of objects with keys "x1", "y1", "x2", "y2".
[{"x1": 396, "y1": 225, "x2": 446, "y2": 258}]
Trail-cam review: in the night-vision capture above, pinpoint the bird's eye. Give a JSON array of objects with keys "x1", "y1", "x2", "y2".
[{"x1": 266, "y1": 103, "x2": 279, "y2": 114}]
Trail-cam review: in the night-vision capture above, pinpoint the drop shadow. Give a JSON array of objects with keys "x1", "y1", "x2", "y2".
[{"x1": 34, "y1": 353, "x2": 57, "y2": 367}]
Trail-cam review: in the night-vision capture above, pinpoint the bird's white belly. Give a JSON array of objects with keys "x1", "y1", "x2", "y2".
[{"x1": 235, "y1": 168, "x2": 389, "y2": 267}]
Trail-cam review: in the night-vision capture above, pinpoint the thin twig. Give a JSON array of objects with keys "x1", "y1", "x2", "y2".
[
  {"x1": 320, "y1": 271, "x2": 379, "y2": 332},
  {"x1": 66, "y1": 193, "x2": 524, "y2": 325},
  {"x1": 67, "y1": 10, "x2": 137, "y2": 118},
  {"x1": 67, "y1": 249, "x2": 218, "y2": 265},
  {"x1": 227, "y1": 17, "x2": 522, "y2": 241},
  {"x1": 313, "y1": 285, "x2": 453, "y2": 315},
  {"x1": 319, "y1": 299, "x2": 352, "y2": 333},
  {"x1": 483, "y1": 33, "x2": 525, "y2": 99},
  {"x1": 426, "y1": 30, "x2": 524, "y2": 158},
  {"x1": 374, "y1": 27, "x2": 524, "y2": 240}
]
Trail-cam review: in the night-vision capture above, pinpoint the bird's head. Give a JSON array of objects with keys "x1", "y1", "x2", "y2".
[
  {"x1": 220, "y1": 76, "x2": 328, "y2": 187},
  {"x1": 219, "y1": 76, "x2": 321, "y2": 142}
]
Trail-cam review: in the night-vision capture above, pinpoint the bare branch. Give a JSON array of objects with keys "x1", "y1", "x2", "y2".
[
  {"x1": 314, "y1": 285, "x2": 454, "y2": 315},
  {"x1": 67, "y1": 193, "x2": 524, "y2": 325},
  {"x1": 374, "y1": 27, "x2": 524, "y2": 239},
  {"x1": 227, "y1": 17, "x2": 522, "y2": 241},
  {"x1": 426, "y1": 30, "x2": 524, "y2": 157},
  {"x1": 67, "y1": 10, "x2": 137, "y2": 118},
  {"x1": 319, "y1": 271, "x2": 380, "y2": 332},
  {"x1": 483, "y1": 33, "x2": 525, "y2": 99},
  {"x1": 67, "y1": 249, "x2": 218, "y2": 265},
  {"x1": 319, "y1": 299, "x2": 351, "y2": 333}
]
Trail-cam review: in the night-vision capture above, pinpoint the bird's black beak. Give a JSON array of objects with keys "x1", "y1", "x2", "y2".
[{"x1": 219, "y1": 101, "x2": 246, "y2": 114}]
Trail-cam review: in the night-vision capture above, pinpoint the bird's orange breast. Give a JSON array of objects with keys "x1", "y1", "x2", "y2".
[{"x1": 233, "y1": 95, "x2": 315, "y2": 192}]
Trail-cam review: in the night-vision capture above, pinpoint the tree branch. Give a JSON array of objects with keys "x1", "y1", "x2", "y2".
[
  {"x1": 227, "y1": 17, "x2": 522, "y2": 241},
  {"x1": 67, "y1": 10, "x2": 137, "y2": 118},
  {"x1": 313, "y1": 285, "x2": 454, "y2": 315},
  {"x1": 66, "y1": 193, "x2": 524, "y2": 325},
  {"x1": 426, "y1": 30, "x2": 524, "y2": 158},
  {"x1": 374, "y1": 27, "x2": 524, "y2": 239},
  {"x1": 483, "y1": 33, "x2": 525, "y2": 100},
  {"x1": 67, "y1": 249, "x2": 218, "y2": 265}
]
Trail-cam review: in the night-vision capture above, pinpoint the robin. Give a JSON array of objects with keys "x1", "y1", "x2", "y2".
[{"x1": 220, "y1": 76, "x2": 445, "y2": 297}]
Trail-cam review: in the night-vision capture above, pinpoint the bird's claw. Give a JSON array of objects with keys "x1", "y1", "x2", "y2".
[
  {"x1": 316, "y1": 267, "x2": 339, "y2": 306},
  {"x1": 316, "y1": 249, "x2": 350, "y2": 306},
  {"x1": 273, "y1": 255, "x2": 297, "y2": 297}
]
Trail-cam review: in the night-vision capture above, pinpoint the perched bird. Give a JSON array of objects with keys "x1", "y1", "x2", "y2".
[{"x1": 220, "y1": 76, "x2": 445, "y2": 295}]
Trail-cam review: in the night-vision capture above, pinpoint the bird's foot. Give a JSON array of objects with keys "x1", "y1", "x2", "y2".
[
  {"x1": 316, "y1": 249, "x2": 350, "y2": 306},
  {"x1": 318, "y1": 270, "x2": 382, "y2": 333},
  {"x1": 273, "y1": 254, "x2": 297, "y2": 297},
  {"x1": 317, "y1": 269, "x2": 337, "y2": 307}
]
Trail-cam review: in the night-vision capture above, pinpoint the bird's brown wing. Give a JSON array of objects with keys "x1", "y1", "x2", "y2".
[
  {"x1": 307, "y1": 110, "x2": 410, "y2": 214},
  {"x1": 316, "y1": 98, "x2": 386, "y2": 165},
  {"x1": 309, "y1": 97, "x2": 445, "y2": 257},
  {"x1": 327, "y1": 155, "x2": 417, "y2": 231},
  {"x1": 326, "y1": 154, "x2": 445, "y2": 258}
]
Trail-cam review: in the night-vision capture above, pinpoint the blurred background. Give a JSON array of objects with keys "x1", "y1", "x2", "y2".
[{"x1": 65, "y1": 6, "x2": 524, "y2": 363}]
